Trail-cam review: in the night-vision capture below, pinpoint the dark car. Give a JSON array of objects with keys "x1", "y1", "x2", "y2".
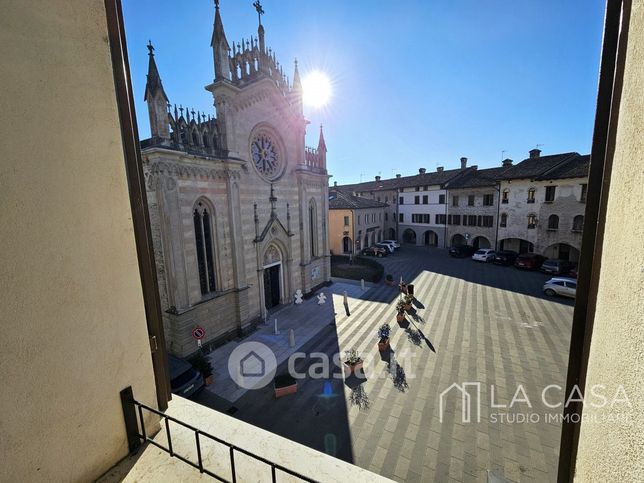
[
  {"x1": 168, "y1": 354, "x2": 204, "y2": 398},
  {"x1": 362, "y1": 246, "x2": 387, "y2": 257},
  {"x1": 449, "y1": 245, "x2": 476, "y2": 258},
  {"x1": 492, "y1": 250, "x2": 519, "y2": 265},
  {"x1": 514, "y1": 253, "x2": 546, "y2": 270},
  {"x1": 541, "y1": 259, "x2": 575, "y2": 275}
]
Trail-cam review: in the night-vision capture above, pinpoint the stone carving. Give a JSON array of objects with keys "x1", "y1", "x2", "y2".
[
  {"x1": 264, "y1": 245, "x2": 280, "y2": 265},
  {"x1": 312, "y1": 266, "x2": 320, "y2": 280},
  {"x1": 294, "y1": 289, "x2": 303, "y2": 304},
  {"x1": 317, "y1": 292, "x2": 327, "y2": 305}
]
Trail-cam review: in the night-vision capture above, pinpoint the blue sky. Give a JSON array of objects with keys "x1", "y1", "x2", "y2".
[{"x1": 123, "y1": 0, "x2": 605, "y2": 185}]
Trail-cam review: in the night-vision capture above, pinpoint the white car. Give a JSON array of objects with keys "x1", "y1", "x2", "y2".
[
  {"x1": 382, "y1": 239, "x2": 400, "y2": 249},
  {"x1": 375, "y1": 242, "x2": 395, "y2": 254},
  {"x1": 471, "y1": 249, "x2": 496, "y2": 262},
  {"x1": 543, "y1": 277, "x2": 577, "y2": 298}
]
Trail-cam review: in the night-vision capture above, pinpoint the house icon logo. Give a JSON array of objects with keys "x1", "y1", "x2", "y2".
[
  {"x1": 439, "y1": 382, "x2": 482, "y2": 423},
  {"x1": 228, "y1": 341, "x2": 277, "y2": 390},
  {"x1": 240, "y1": 351, "x2": 265, "y2": 377}
]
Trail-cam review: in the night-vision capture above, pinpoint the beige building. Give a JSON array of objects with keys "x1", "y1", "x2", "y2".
[
  {"x1": 328, "y1": 189, "x2": 389, "y2": 254},
  {"x1": 497, "y1": 150, "x2": 588, "y2": 260},
  {"x1": 142, "y1": 3, "x2": 331, "y2": 357}
]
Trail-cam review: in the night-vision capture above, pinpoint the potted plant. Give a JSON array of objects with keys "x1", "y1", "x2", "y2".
[
  {"x1": 385, "y1": 274, "x2": 394, "y2": 286},
  {"x1": 396, "y1": 300, "x2": 406, "y2": 323},
  {"x1": 403, "y1": 294, "x2": 413, "y2": 311},
  {"x1": 377, "y1": 323, "x2": 391, "y2": 352},
  {"x1": 343, "y1": 349, "x2": 363, "y2": 376},
  {"x1": 273, "y1": 373, "x2": 298, "y2": 398},
  {"x1": 191, "y1": 352, "x2": 214, "y2": 386}
]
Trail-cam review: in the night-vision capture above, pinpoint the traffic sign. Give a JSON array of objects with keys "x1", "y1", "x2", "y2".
[{"x1": 192, "y1": 326, "x2": 206, "y2": 340}]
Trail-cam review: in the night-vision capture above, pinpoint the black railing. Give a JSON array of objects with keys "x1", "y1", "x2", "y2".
[{"x1": 120, "y1": 387, "x2": 317, "y2": 482}]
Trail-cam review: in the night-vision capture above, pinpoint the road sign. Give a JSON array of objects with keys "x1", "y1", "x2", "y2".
[{"x1": 192, "y1": 326, "x2": 205, "y2": 340}]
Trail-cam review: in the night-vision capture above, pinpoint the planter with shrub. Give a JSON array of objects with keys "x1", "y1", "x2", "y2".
[
  {"x1": 343, "y1": 349, "x2": 364, "y2": 376},
  {"x1": 377, "y1": 323, "x2": 391, "y2": 352}
]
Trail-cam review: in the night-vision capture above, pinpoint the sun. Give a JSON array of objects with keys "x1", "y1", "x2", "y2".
[{"x1": 302, "y1": 70, "x2": 332, "y2": 108}]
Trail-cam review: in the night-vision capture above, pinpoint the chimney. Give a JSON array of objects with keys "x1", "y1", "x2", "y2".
[
  {"x1": 418, "y1": 168, "x2": 426, "y2": 175},
  {"x1": 502, "y1": 158, "x2": 513, "y2": 167},
  {"x1": 436, "y1": 166, "x2": 444, "y2": 172},
  {"x1": 375, "y1": 175, "x2": 381, "y2": 182},
  {"x1": 334, "y1": 181, "x2": 338, "y2": 187},
  {"x1": 529, "y1": 148, "x2": 541, "y2": 159},
  {"x1": 471, "y1": 165, "x2": 478, "y2": 170},
  {"x1": 460, "y1": 157, "x2": 468, "y2": 169},
  {"x1": 396, "y1": 174, "x2": 401, "y2": 178}
]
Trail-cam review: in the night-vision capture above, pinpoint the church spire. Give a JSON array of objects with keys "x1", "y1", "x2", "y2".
[
  {"x1": 318, "y1": 124, "x2": 327, "y2": 153},
  {"x1": 291, "y1": 59, "x2": 303, "y2": 114},
  {"x1": 211, "y1": 0, "x2": 231, "y2": 81},
  {"x1": 144, "y1": 41, "x2": 170, "y2": 140},
  {"x1": 144, "y1": 41, "x2": 168, "y2": 103}
]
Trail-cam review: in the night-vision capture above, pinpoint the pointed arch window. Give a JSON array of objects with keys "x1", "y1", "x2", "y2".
[
  {"x1": 309, "y1": 199, "x2": 318, "y2": 257},
  {"x1": 193, "y1": 201, "x2": 216, "y2": 295}
]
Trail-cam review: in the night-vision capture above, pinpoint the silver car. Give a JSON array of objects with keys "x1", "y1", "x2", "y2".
[
  {"x1": 376, "y1": 242, "x2": 395, "y2": 253},
  {"x1": 543, "y1": 277, "x2": 577, "y2": 298},
  {"x1": 382, "y1": 239, "x2": 400, "y2": 249}
]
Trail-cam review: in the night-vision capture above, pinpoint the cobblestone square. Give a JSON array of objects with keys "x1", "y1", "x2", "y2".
[{"x1": 197, "y1": 245, "x2": 574, "y2": 482}]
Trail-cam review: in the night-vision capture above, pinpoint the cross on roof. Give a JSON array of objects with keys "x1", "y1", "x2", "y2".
[{"x1": 253, "y1": 0, "x2": 264, "y2": 25}]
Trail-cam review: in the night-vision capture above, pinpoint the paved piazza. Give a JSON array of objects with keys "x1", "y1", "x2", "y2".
[{"x1": 197, "y1": 246, "x2": 575, "y2": 482}]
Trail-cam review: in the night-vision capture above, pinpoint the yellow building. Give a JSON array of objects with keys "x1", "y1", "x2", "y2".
[{"x1": 328, "y1": 189, "x2": 389, "y2": 255}]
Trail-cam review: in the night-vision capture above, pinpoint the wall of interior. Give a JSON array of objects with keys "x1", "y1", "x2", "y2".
[
  {"x1": 574, "y1": 2, "x2": 644, "y2": 481},
  {"x1": 0, "y1": 1, "x2": 158, "y2": 481}
]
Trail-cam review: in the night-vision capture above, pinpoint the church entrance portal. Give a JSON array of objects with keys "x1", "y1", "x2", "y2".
[{"x1": 263, "y1": 264, "x2": 281, "y2": 309}]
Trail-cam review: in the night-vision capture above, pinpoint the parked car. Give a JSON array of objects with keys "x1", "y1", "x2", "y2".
[
  {"x1": 472, "y1": 249, "x2": 496, "y2": 262},
  {"x1": 375, "y1": 242, "x2": 395, "y2": 254},
  {"x1": 514, "y1": 253, "x2": 546, "y2": 270},
  {"x1": 362, "y1": 246, "x2": 388, "y2": 257},
  {"x1": 449, "y1": 245, "x2": 476, "y2": 258},
  {"x1": 382, "y1": 239, "x2": 400, "y2": 249},
  {"x1": 543, "y1": 277, "x2": 577, "y2": 298},
  {"x1": 541, "y1": 259, "x2": 575, "y2": 275},
  {"x1": 168, "y1": 354, "x2": 204, "y2": 398},
  {"x1": 493, "y1": 250, "x2": 519, "y2": 265}
]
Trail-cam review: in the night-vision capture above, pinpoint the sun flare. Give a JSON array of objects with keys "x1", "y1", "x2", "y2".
[{"x1": 302, "y1": 70, "x2": 332, "y2": 108}]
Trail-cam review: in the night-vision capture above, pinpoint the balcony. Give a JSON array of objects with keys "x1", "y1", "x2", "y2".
[{"x1": 107, "y1": 391, "x2": 390, "y2": 482}]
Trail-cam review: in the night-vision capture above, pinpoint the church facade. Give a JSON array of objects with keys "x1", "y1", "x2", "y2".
[{"x1": 141, "y1": 1, "x2": 331, "y2": 357}]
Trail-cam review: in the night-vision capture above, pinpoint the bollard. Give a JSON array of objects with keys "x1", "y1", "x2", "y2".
[
  {"x1": 361, "y1": 278, "x2": 365, "y2": 291},
  {"x1": 289, "y1": 328, "x2": 295, "y2": 347},
  {"x1": 274, "y1": 317, "x2": 279, "y2": 335}
]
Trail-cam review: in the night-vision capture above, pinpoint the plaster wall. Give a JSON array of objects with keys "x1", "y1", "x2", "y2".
[
  {"x1": 574, "y1": 3, "x2": 644, "y2": 480},
  {"x1": 0, "y1": 1, "x2": 158, "y2": 480}
]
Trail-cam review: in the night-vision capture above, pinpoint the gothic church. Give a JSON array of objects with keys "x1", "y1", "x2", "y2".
[{"x1": 142, "y1": 1, "x2": 331, "y2": 357}]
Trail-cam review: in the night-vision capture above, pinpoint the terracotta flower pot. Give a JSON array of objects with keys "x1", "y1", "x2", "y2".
[
  {"x1": 274, "y1": 375, "x2": 298, "y2": 398},
  {"x1": 385, "y1": 279, "x2": 394, "y2": 286},
  {"x1": 396, "y1": 312, "x2": 405, "y2": 323},
  {"x1": 378, "y1": 338, "x2": 390, "y2": 352},
  {"x1": 404, "y1": 303, "x2": 412, "y2": 311},
  {"x1": 343, "y1": 360, "x2": 364, "y2": 376},
  {"x1": 204, "y1": 374, "x2": 214, "y2": 386}
]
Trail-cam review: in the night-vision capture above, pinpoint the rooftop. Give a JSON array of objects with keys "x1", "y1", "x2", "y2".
[{"x1": 329, "y1": 190, "x2": 390, "y2": 210}]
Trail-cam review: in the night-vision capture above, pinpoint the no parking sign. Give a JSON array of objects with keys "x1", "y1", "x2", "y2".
[{"x1": 192, "y1": 326, "x2": 205, "y2": 347}]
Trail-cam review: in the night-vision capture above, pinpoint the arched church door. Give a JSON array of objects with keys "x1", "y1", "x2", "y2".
[{"x1": 263, "y1": 265, "x2": 281, "y2": 309}]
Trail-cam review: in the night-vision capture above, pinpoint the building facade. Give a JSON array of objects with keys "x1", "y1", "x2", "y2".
[
  {"x1": 497, "y1": 150, "x2": 588, "y2": 261},
  {"x1": 328, "y1": 190, "x2": 389, "y2": 254},
  {"x1": 334, "y1": 151, "x2": 589, "y2": 260},
  {"x1": 142, "y1": 3, "x2": 331, "y2": 356}
]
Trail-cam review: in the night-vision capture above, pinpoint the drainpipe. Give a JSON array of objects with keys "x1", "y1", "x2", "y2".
[
  {"x1": 444, "y1": 187, "x2": 449, "y2": 248},
  {"x1": 494, "y1": 183, "x2": 501, "y2": 251}
]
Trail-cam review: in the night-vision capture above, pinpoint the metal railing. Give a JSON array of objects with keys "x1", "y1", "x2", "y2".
[{"x1": 120, "y1": 387, "x2": 317, "y2": 482}]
